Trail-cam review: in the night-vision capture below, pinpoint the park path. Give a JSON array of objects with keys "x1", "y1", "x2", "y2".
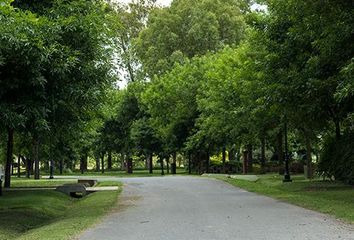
[{"x1": 78, "y1": 176, "x2": 354, "y2": 240}]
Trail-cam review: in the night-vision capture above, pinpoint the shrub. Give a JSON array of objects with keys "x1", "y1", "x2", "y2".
[{"x1": 318, "y1": 132, "x2": 354, "y2": 184}]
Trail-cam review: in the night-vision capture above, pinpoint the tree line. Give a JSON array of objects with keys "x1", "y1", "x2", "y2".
[
  {"x1": 1, "y1": 0, "x2": 353, "y2": 187},
  {"x1": 98, "y1": 0, "x2": 353, "y2": 182}
]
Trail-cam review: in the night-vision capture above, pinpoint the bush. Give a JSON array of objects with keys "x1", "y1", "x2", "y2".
[{"x1": 318, "y1": 132, "x2": 354, "y2": 184}]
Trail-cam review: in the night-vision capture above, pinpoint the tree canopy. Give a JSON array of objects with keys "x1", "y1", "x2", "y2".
[{"x1": 1, "y1": 0, "x2": 353, "y2": 184}]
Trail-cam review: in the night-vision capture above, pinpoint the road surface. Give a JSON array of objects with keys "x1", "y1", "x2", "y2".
[{"x1": 78, "y1": 176, "x2": 354, "y2": 240}]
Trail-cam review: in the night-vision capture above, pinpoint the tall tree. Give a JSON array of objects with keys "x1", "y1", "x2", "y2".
[
  {"x1": 136, "y1": 0, "x2": 247, "y2": 76},
  {"x1": 110, "y1": 0, "x2": 157, "y2": 82}
]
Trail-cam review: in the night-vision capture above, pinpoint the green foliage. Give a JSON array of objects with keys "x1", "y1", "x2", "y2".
[
  {"x1": 136, "y1": 0, "x2": 247, "y2": 76},
  {"x1": 319, "y1": 132, "x2": 354, "y2": 184},
  {"x1": 193, "y1": 43, "x2": 268, "y2": 149},
  {"x1": 130, "y1": 116, "x2": 160, "y2": 155},
  {"x1": 142, "y1": 58, "x2": 207, "y2": 153},
  {"x1": 0, "y1": 0, "x2": 120, "y2": 181},
  {"x1": 0, "y1": 3, "x2": 49, "y2": 130},
  {"x1": 110, "y1": 0, "x2": 157, "y2": 82},
  {"x1": 263, "y1": 0, "x2": 353, "y2": 128},
  {"x1": 2, "y1": 0, "x2": 353, "y2": 179}
]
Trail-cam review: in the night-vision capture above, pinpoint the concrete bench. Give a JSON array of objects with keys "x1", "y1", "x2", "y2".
[
  {"x1": 78, "y1": 179, "x2": 97, "y2": 187},
  {"x1": 56, "y1": 184, "x2": 86, "y2": 198}
]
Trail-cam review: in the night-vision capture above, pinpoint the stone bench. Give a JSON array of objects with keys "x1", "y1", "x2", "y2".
[{"x1": 56, "y1": 184, "x2": 86, "y2": 198}]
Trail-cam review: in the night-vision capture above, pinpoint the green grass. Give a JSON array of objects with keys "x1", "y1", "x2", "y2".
[
  {"x1": 95, "y1": 181, "x2": 123, "y2": 187},
  {"x1": 217, "y1": 174, "x2": 354, "y2": 224},
  {"x1": 45, "y1": 168, "x2": 190, "y2": 178},
  {"x1": 11, "y1": 178, "x2": 77, "y2": 188},
  {"x1": 0, "y1": 178, "x2": 122, "y2": 240}
]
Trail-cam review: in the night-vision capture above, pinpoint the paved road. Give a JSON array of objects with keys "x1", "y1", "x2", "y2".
[{"x1": 78, "y1": 176, "x2": 354, "y2": 240}]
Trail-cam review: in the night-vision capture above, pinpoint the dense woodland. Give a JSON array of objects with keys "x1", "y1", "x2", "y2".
[{"x1": 0, "y1": 0, "x2": 353, "y2": 188}]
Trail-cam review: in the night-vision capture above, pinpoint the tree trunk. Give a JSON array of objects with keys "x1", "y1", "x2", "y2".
[
  {"x1": 4, "y1": 128, "x2": 14, "y2": 188},
  {"x1": 229, "y1": 147, "x2": 235, "y2": 162},
  {"x1": 83, "y1": 153, "x2": 88, "y2": 171},
  {"x1": 328, "y1": 106, "x2": 341, "y2": 140},
  {"x1": 81, "y1": 153, "x2": 88, "y2": 172},
  {"x1": 107, "y1": 151, "x2": 112, "y2": 170},
  {"x1": 32, "y1": 137, "x2": 40, "y2": 180},
  {"x1": 261, "y1": 137, "x2": 266, "y2": 173},
  {"x1": 166, "y1": 156, "x2": 170, "y2": 174},
  {"x1": 149, "y1": 153, "x2": 153, "y2": 174},
  {"x1": 247, "y1": 144, "x2": 253, "y2": 173},
  {"x1": 206, "y1": 150, "x2": 210, "y2": 174},
  {"x1": 95, "y1": 157, "x2": 100, "y2": 172},
  {"x1": 49, "y1": 158, "x2": 54, "y2": 179},
  {"x1": 197, "y1": 152, "x2": 202, "y2": 175},
  {"x1": 242, "y1": 150, "x2": 248, "y2": 174},
  {"x1": 17, "y1": 154, "x2": 21, "y2": 178},
  {"x1": 59, "y1": 159, "x2": 63, "y2": 175},
  {"x1": 24, "y1": 157, "x2": 30, "y2": 178},
  {"x1": 11, "y1": 161, "x2": 14, "y2": 176},
  {"x1": 304, "y1": 134, "x2": 313, "y2": 179},
  {"x1": 30, "y1": 160, "x2": 34, "y2": 175},
  {"x1": 276, "y1": 131, "x2": 284, "y2": 174},
  {"x1": 120, "y1": 36, "x2": 135, "y2": 82},
  {"x1": 126, "y1": 155, "x2": 133, "y2": 174},
  {"x1": 120, "y1": 154, "x2": 125, "y2": 171},
  {"x1": 80, "y1": 155, "x2": 85, "y2": 174},
  {"x1": 222, "y1": 146, "x2": 226, "y2": 174},
  {"x1": 101, "y1": 153, "x2": 105, "y2": 174},
  {"x1": 145, "y1": 155, "x2": 149, "y2": 170},
  {"x1": 171, "y1": 152, "x2": 177, "y2": 174},
  {"x1": 160, "y1": 157, "x2": 164, "y2": 176},
  {"x1": 188, "y1": 153, "x2": 192, "y2": 174}
]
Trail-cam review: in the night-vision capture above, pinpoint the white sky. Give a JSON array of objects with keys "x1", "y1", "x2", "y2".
[
  {"x1": 117, "y1": 0, "x2": 172, "y2": 6},
  {"x1": 116, "y1": 0, "x2": 266, "y2": 10}
]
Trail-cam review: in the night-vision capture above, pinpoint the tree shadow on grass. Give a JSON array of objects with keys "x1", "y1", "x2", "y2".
[
  {"x1": 0, "y1": 209, "x2": 53, "y2": 239},
  {"x1": 0, "y1": 189, "x2": 120, "y2": 240},
  {"x1": 0, "y1": 190, "x2": 71, "y2": 240}
]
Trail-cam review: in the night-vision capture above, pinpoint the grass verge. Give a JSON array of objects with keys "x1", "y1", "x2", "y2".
[
  {"x1": 217, "y1": 174, "x2": 354, "y2": 224},
  {"x1": 0, "y1": 178, "x2": 122, "y2": 240},
  {"x1": 11, "y1": 178, "x2": 77, "y2": 188}
]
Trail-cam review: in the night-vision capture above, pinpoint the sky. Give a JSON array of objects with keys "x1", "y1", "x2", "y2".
[
  {"x1": 117, "y1": 0, "x2": 172, "y2": 6},
  {"x1": 117, "y1": 0, "x2": 267, "y2": 10}
]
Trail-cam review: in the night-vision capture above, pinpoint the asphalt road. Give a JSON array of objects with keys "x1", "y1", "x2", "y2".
[{"x1": 78, "y1": 176, "x2": 354, "y2": 240}]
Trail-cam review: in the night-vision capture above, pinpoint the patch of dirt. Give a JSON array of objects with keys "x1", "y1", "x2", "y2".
[{"x1": 111, "y1": 195, "x2": 142, "y2": 213}]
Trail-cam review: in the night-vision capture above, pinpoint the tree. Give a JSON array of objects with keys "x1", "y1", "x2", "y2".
[
  {"x1": 0, "y1": 3, "x2": 49, "y2": 186},
  {"x1": 261, "y1": 0, "x2": 354, "y2": 177},
  {"x1": 135, "y1": 0, "x2": 247, "y2": 76},
  {"x1": 110, "y1": 0, "x2": 157, "y2": 82},
  {"x1": 1, "y1": 0, "x2": 118, "y2": 185}
]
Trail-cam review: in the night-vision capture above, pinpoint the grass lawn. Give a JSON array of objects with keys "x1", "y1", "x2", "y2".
[
  {"x1": 46, "y1": 168, "x2": 190, "y2": 178},
  {"x1": 217, "y1": 174, "x2": 354, "y2": 224},
  {"x1": 0, "y1": 178, "x2": 122, "y2": 240}
]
